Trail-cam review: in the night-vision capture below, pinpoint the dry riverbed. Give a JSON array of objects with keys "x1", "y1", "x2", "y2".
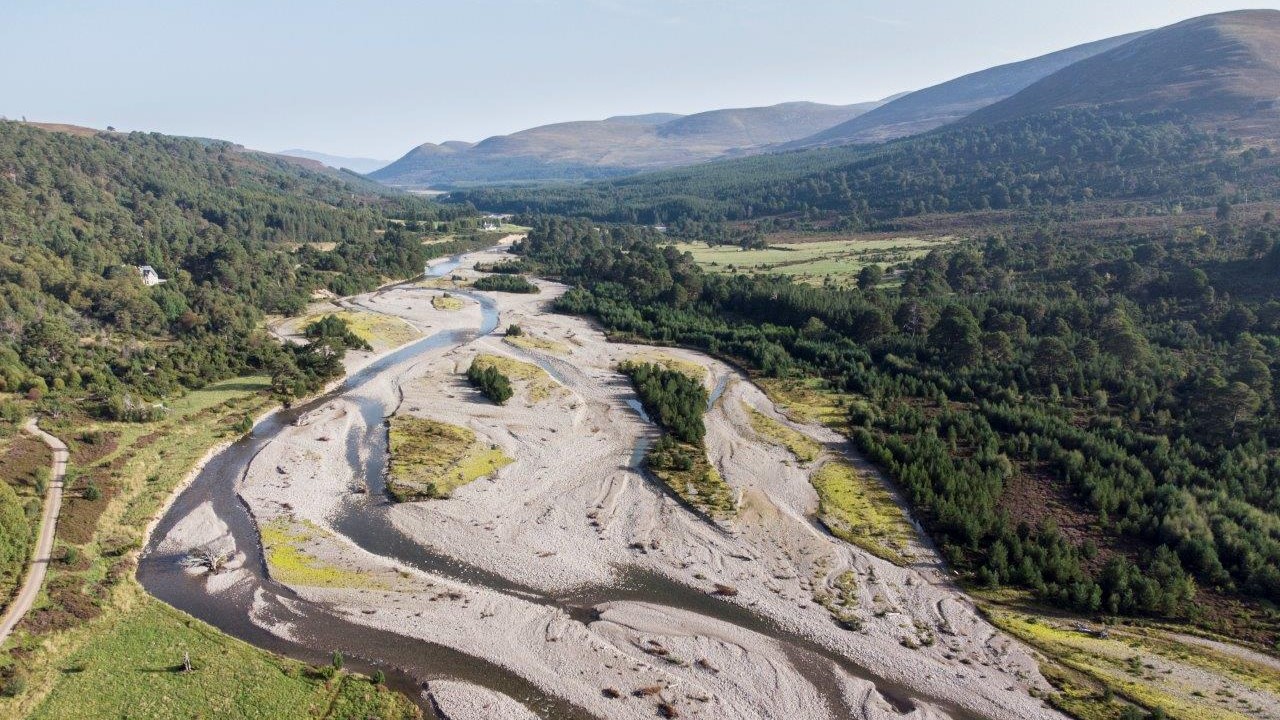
[{"x1": 160, "y1": 245, "x2": 1068, "y2": 720}]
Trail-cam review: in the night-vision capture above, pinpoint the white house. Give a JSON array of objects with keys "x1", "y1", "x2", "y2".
[{"x1": 137, "y1": 265, "x2": 165, "y2": 286}]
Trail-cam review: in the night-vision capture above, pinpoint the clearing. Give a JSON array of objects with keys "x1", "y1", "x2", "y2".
[{"x1": 667, "y1": 235, "x2": 954, "y2": 285}]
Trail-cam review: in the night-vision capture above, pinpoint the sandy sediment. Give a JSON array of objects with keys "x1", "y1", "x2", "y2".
[
  {"x1": 162, "y1": 246, "x2": 1067, "y2": 720},
  {"x1": 426, "y1": 680, "x2": 540, "y2": 720}
]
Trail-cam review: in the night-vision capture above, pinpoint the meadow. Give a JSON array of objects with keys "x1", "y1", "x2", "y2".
[{"x1": 667, "y1": 234, "x2": 955, "y2": 285}]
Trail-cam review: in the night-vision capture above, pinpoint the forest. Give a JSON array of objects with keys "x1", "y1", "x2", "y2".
[
  {"x1": 0, "y1": 122, "x2": 481, "y2": 412},
  {"x1": 517, "y1": 214, "x2": 1280, "y2": 626},
  {"x1": 452, "y1": 109, "x2": 1276, "y2": 231}
]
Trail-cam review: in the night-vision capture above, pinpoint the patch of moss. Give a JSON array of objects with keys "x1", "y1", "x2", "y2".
[
  {"x1": 303, "y1": 311, "x2": 420, "y2": 351},
  {"x1": 260, "y1": 519, "x2": 383, "y2": 589},
  {"x1": 990, "y1": 610, "x2": 1267, "y2": 720},
  {"x1": 743, "y1": 402, "x2": 821, "y2": 463},
  {"x1": 638, "y1": 353, "x2": 708, "y2": 383},
  {"x1": 387, "y1": 417, "x2": 512, "y2": 501},
  {"x1": 810, "y1": 460, "x2": 915, "y2": 565},
  {"x1": 503, "y1": 334, "x2": 570, "y2": 355},
  {"x1": 431, "y1": 294, "x2": 464, "y2": 311},
  {"x1": 813, "y1": 570, "x2": 863, "y2": 631}
]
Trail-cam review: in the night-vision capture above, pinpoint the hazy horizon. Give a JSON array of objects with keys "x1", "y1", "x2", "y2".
[{"x1": 3, "y1": 1, "x2": 1278, "y2": 159}]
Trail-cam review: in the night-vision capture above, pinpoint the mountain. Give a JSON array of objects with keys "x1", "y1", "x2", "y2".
[
  {"x1": 276, "y1": 148, "x2": 389, "y2": 174},
  {"x1": 966, "y1": 10, "x2": 1280, "y2": 135},
  {"x1": 453, "y1": 11, "x2": 1280, "y2": 226},
  {"x1": 370, "y1": 100, "x2": 887, "y2": 188},
  {"x1": 792, "y1": 31, "x2": 1148, "y2": 148}
]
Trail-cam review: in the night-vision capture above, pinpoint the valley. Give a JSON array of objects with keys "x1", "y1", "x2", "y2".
[{"x1": 4, "y1": 6, "x2": 1280, "y2": 720}]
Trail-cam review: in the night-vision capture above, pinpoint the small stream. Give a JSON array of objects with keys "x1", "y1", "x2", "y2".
[{"x1": 139, "y1": 255, "x2": 972, "y2": 720}]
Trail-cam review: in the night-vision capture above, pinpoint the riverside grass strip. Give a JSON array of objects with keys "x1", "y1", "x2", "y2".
[
  {"x1": 743, "y1": 402, "x2": 822, "y2": 464},
  {"x1": 811, "y1": 460, "x2": 916, "y2": 566}
]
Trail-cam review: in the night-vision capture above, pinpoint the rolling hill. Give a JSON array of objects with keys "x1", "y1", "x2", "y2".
[
  {"x1": 369, "y1": 100, "x2": 887, "y2": 188},
  {"x1": 966, "y1": 9, "x2": 1280, "y2": 135},
  {"x1": 791, "y1": 30, "x2": 1148, "y2": 147}
]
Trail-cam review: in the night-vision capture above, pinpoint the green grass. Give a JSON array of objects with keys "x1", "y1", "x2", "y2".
[
  {"x1": 743, "y1": 403, "x2": 821, "y2": 463},
  {"x1": 470, "y1": 353, "x2": 560, "y2": 403},
  {"x1": 386, "y1": 417, "x2": 512, "y2": 501},
  {"x1": 668, "y1": 236, "x2": 953, "y2": 285},
  {"x1": 810, "y1": 460, "x2": 915, "y2": 565},
  {"x1": 26, "y1": 600, "x2": 416, "y2": 720},
  {"x1": 757, "y1": 377, "x2": 847, "y2": 428},
  {"x1": 813, "y1": 570, "x2": 864, "y2": 631},
  {"x1": 633, "y1": 353, "x2": 708, "y2": 383}
]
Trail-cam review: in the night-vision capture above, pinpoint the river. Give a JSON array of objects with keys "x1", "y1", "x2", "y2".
[{"x1": 139, "y1": 252, "x2": 969, "y2": 720}]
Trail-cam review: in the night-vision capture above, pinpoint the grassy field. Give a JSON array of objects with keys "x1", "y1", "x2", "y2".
[
  {"x1": 756, "y1": 377, "x2": 848, "y2": 428},
  {"x1": 27, "y1": 600, "x2": 415, "y2": 720},
  {"x1": 667, "y1": 235, "x2": 954, "y2": 286},
  {"x1": 302, "y1": 311, "x2": 421, "y2": 352},
  {"x1": 632, "y1": 352, "x2": 708, "y2": 383},
  {"x1": 386, "y1": 417, "x2": 512, "y2": 501},
  {"x1": 742, "y1": 403, "x2": 821, "y2": 464},
  {"x1": 469, "y1": 353, "x2": 560, "y2": 403},
  {"x1": 647, "y1": 442, "x2": 736, "y2": 520}
]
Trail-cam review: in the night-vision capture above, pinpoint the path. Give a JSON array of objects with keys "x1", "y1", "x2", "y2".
[{"x1": 0, "y1": 419, "x2": 68, "y2": 644}]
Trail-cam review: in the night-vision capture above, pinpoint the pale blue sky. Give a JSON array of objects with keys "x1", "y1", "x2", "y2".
[{"x1": 2, "y1": 1, "x2": 1277, "y2": 159}]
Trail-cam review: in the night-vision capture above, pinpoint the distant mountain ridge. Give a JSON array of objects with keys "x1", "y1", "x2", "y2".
[
  {"x1": 791, "y1": 31, "x2": 1149, "y2": 148},
  {"x1": 370, "y1": 100, "x2": 889, "y2": 187},
  {"x1": 277, "y1": 149, "x2": 389, "y2": 174},
  {"x1": 965, "y1": 9, "x2": 1280, "y2": 135}
]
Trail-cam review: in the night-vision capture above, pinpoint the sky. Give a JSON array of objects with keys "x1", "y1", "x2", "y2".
[{"x1": 2, "y1": 1, "x2": 1278, "y2": 160}]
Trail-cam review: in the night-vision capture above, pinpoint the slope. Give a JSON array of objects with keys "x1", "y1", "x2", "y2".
[
  {"x1": 967, "y1": 9, "x2": 1280, "y2": 136},
  {"x1": 794, "y1": 30, "x2": 1148, "y2": 147}
]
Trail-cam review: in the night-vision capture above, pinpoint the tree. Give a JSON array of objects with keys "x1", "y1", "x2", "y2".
[
  {"x1": 857, "y1": 264, "x2": 884, "y2": 290},
  {"x1": 1217, "y1": 197, "x2": 1233, "y2": 222},
  {"x1": 928, "y1": 305, "x2": 982, "y2": 368}
]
